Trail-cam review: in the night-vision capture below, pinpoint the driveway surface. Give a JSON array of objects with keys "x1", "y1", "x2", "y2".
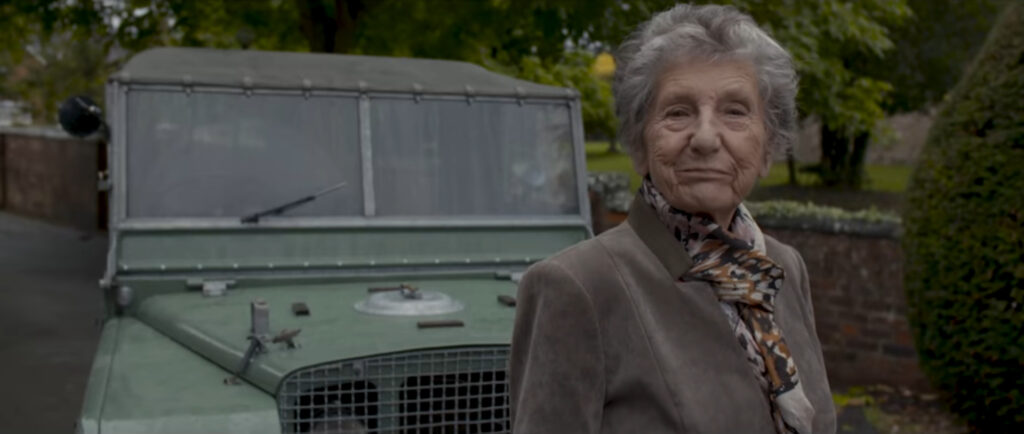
[{"x1": 0, "y1": 212, "x2": 106, "y2": 434}]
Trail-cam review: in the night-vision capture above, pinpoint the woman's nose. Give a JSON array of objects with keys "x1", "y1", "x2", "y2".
[{"x1": 688, "y1": 111, "x2": 721, "y2": 155}]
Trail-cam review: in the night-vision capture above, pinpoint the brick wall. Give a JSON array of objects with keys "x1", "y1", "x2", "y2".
[
  {"x1": 760, "y1": 227, "x2": 929, "y2": 391},
  {"x1": 0, "y1": 128, "x2": 102, "y2": 231}
]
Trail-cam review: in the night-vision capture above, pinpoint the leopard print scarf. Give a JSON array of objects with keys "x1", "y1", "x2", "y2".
[{"x1": 640, "y1": 178, "x2": 814, "y2": 434}]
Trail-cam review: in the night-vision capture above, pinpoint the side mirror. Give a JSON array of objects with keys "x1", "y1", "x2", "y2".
[{"x1": 58, "y1": 96, "x2": 105, "y2": 138}]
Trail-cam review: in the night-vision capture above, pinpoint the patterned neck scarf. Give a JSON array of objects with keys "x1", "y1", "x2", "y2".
[{"x1": 639, "y1": 177, "x2": 814, "y2": 434}]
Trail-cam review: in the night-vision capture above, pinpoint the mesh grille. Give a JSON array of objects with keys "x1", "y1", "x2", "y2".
[{"x1": 278, "y1": 346, "x2": 510, "y2": 433}]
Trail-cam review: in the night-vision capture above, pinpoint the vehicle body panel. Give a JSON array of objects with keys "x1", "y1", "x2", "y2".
[
  {"x1": 113, "y1": 47, "x2": 571, "y2": 98},
  {"x1": 135, "y1": 276, "x2": 521, "y2": 393},
  {"x1": 77, "y1": 318, "x2": 277, "y2": 434},
  {"x1": 77, "y1": 46, "x2": 590, "y2": 432},
  {"x1": 115, "y1": 225, "x2": 586, "y2": 277}
]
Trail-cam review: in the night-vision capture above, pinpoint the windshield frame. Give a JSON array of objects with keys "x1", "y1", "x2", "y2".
[{"x1": 110, "y1": 82, "x2": 592, "y2": 229}]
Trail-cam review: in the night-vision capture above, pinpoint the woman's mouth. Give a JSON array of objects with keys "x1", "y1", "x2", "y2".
[{"x1": 676, "y1": 167, "x2": 732, "y2": 181}]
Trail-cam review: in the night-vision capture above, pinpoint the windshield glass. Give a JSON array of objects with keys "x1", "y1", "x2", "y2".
[
  {"x1": 126, "y1": 91, "x2": 363, "y2": 218},
  {"x1": 371, "y1": 98, "x2": 578, "y2": 216},
  {"x1": 125, "y1": 91, "x2": 579, "y2": 219}
]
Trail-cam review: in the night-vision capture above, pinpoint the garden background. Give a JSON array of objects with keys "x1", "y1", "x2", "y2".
[{"x1": 1, "y1": 1, "x2": 1020, "y2": 433}]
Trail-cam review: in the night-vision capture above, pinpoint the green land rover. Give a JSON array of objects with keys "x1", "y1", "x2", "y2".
[{"x1": 70, "y1": 47, "x2": 592, "y2": 433}]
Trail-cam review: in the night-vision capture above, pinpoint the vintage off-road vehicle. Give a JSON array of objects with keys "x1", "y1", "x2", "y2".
[{"x1": 69, "y1": 47, "x2": 591, "y2": 433}]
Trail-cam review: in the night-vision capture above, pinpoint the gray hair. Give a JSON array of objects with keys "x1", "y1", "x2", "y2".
[{"x1": 613, "y1": 4, "x2": 798, "y2": 165}]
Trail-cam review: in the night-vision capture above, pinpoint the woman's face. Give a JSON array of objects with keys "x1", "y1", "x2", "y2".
[{"x1": 639, "y1": 59, "x2": 770, "y2": 226}]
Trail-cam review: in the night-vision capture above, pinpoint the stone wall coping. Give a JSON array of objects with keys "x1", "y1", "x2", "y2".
[
  {"x1": 0, "y1": 126, "x2": 101, "y2": 142},
  {"x1": 756, "y1": 216, "x2": 902, "y2": 239}
]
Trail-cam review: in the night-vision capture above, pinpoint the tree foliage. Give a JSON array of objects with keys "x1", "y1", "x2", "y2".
[
  {"x1": 871, "y1": 0, "x2": 1009, "y2": 113},
  {"x1": 0, "y1": 0, "x2": 307, "y2": 121},
  {"x1": 5, "y1": 34, "x2": 109, "y2": 124},
  {"x1": 2, "y1": 0, "x2": 912, "y2": 155},
  {"x1": 591, "y1": 0, "x2": 909, "y2": 138},
  {"x1": 903, "y1": 2, "x2": 1024, "y2": 430},
  {"x1": 0, "y1": 0, "x2": 114, "y2": 122},
  {"x1": 807, "y1": 0, "x2": 1005, "y2": 187}
]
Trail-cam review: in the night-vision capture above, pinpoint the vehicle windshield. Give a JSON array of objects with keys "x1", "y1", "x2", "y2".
[{"x1": 126, "y1": 90, "x2": 579, "y2": 219}]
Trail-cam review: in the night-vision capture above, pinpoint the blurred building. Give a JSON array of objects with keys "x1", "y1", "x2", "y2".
[
  {"x1": 0, "y1": 100, "x2": 32, "y2": 127},
  {"x1": 788, "y1": 111, "x2": 936, "y2": 166}
]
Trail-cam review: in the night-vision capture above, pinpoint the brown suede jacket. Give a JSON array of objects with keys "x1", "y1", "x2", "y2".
[{"x1": 510, "y1": 196, "x2": 836, "y2": 433}]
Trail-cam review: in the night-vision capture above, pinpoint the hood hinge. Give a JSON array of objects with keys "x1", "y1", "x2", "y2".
[{"x1": 185, "y1": 278, "x2": 237, "y2": 297}]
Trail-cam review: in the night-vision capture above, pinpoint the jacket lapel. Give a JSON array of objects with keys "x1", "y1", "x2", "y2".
[
  {"x1": 626, "y1": 195, "x2": 692, "y2": 279},
  {"x1": 620, "y1": 195, "x2": 775, "y2": 431}
]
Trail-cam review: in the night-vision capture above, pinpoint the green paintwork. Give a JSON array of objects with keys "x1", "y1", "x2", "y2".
[
  {"x1": 117, "y1": 226, "x2": 586, "y2": 275},
  {"x1": 77, "y1": 318, "x2": 279, "y2": 434},
  {"x1": 117, "y1": 47, "x2": 572, "y2": 98},
  {"x1": 133, "y1": 276, "x2": 520, "y2": 394},
  {"x1": 78, "y1": 314, "x2": 118, "y2": 434},
  {"x1": 87, "y1": 46, "x2": 590, "y2": 431}
]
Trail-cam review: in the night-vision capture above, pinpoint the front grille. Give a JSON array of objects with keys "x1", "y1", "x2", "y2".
[{"x1": 278, "y1": 346, "x2": 510, "y2": 433}]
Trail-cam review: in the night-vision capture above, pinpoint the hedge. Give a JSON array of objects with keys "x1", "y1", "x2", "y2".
[
  {"x1": 903, "y1": 2, "x2": 1024, "y2": 430},
  {"x1": 746, "y1": 200, "x2": 900, "y2": 238}
]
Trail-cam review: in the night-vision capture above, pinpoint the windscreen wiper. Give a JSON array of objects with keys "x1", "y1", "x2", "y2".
[{"x1": 240, "y1": 181, "x2": 347, "y2": 224}]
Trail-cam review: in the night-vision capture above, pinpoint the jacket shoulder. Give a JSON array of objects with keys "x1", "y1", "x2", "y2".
[
  {"x1": 521, "y1": 224, "x2": 636, "y2": 288},
  {"x1": 540, "y1": 223, "x2": 632, "y2": 268}
]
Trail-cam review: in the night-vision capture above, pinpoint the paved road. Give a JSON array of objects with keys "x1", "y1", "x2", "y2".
[{"x1": 0, "y1": 212, "x2": 106, "y2": 434}]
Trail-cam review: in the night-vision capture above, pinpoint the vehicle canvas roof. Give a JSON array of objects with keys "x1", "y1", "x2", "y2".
[{"x1": 113, "y1": 47, "x2": 576, "y2": 98}]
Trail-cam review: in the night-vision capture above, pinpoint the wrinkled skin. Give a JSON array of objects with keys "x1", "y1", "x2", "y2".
[{"x1": 639, "y1": 59, "x2": 771, "y2": 227}]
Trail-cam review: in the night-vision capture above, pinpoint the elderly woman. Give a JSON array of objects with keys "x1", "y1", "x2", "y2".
[{"x1": 510, "y1": 4, "x2": 836, "y2": 434}]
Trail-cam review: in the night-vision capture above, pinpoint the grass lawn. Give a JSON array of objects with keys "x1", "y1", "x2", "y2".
[
  {"x1": 585, "y1": 142, "x2": 913, "y2": 193},
  {"x1": 585, "y1": 142, "x2": 643, "y2": 189}
]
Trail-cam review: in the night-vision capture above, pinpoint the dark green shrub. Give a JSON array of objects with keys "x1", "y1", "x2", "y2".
[{"x1": 903, "y1": 2, "x2": 1024, "y2": 431}]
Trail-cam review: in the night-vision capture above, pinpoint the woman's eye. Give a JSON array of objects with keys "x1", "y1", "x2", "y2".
[
  {"x1": 666, "y1": 108, "x2": 690, "y2": 118},
  {"x1": 724, "y1": 105, "x2": 749, "y2": 116}
]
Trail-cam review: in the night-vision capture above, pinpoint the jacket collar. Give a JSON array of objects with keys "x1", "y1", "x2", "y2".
[{"x1": 626, "y1": 194, "x2": 693, "y2": 279}]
